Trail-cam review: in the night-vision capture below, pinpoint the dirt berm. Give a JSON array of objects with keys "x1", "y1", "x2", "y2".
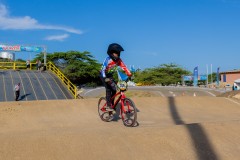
[
  {"x1": 218, "y1": 90, "x2": 240, "y2": 100},
  {"x1": 0, "y1": 97, "x2": 240, "y2": 160}
]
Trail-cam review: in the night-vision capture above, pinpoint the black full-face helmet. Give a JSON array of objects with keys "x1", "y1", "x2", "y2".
[{"x1": 107, "y1": 43, "x2": 124, "y2": 61}]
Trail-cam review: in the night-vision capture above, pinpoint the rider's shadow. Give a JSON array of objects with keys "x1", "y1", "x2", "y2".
[{"x1": 112, "y1": 103, "x2": 122, "y2": 122}]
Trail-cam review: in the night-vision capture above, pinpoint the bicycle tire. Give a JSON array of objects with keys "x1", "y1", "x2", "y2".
[
  {"x1": 98, "y1": 97, "x2": 113, "y2": 122},
  {"x1": 121, "y1": 98, "x2": 137, "y2": 127}
]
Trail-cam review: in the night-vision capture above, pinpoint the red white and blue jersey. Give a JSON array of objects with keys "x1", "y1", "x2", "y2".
[{"x1": 100, "y1": 56, "x2": 131, "y2": 78}]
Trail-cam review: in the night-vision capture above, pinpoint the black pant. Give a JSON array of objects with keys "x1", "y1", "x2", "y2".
[
  {"x1": 100, "y1": 76, "x2": 117, "y2": 106},
  {"x1": 15, "y1": 91, "x2": 20, "y2": 101}
]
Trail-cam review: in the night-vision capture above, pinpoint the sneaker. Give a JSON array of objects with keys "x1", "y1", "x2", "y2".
[{"x1": 105, "y1": 105, "x2": 114, "y2": 111}]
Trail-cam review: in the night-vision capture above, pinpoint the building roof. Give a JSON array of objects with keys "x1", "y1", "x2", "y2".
[{"x1": 220, "y1": 69, "x2": 240, "y2": 74}]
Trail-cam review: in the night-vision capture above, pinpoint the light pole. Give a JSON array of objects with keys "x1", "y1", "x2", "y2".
[
  {"x1": 206, "y1": 64, "x2": 208, "y2": 87},
  {"x1": 211, "y1": 64, "x2": 213, "y2": 86}
]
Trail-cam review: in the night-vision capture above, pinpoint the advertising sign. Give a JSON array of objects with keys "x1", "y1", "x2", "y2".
[
  {"x1": 216, "y1": 67, "x2": 220, "y2": 86},
  {"x1": 193, "y1": 66, "x2": 198, "y2": 87},
  {"x1": 183, "y1": 76, "x2": 193, "y2": 81},
  {"x1": 0, "y1": 45, "x2": 21, "y2": 51},
  {"x1": 199, "y1": 75, "x2": 207, "y2": 80},
  {"x1": 0, "y1": 45, "x2": 43, "y2": 52},
  {"x1": 183, "y1": 75, "x2": 207, "y2": 81}
]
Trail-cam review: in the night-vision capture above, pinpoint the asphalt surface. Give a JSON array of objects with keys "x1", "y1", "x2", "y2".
[
  {"x1": 82, "y1": 85, "x2": 224, "y2": 98},
  {"x1": 0, "y1": 70, "x2": 73, "y2": 101}
]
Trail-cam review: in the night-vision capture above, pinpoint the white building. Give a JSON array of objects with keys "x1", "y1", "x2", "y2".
[{"x1": 0, "y1": 52, "x2": 15, "y2": 60}]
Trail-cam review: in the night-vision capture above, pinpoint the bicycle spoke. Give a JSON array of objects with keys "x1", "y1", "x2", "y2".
[{"x1": 98, "y1": 97, "x2": 113, "y2": 122}]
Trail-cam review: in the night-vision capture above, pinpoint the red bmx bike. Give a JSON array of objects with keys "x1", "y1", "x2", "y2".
[{"x1": 98, "y1": 80, "x2": 137, "y2": 127}]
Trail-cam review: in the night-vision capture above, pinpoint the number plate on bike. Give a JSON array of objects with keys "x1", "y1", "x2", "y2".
[{"x1": 117, "y1": 81, "x2": 127, "y2": 91}]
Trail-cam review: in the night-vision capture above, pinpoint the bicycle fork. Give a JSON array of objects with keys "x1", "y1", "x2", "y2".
[{"x1": 120, "y1": 91, "x2": 127, "y2": 119}]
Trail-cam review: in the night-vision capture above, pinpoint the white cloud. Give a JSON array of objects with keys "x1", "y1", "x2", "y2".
[
  {"x1": 45, "y1": 34, "x2": 69, "y2": 41},
  {"x1": 0, "y1": 4, "x2": 82, "y2": 34}
]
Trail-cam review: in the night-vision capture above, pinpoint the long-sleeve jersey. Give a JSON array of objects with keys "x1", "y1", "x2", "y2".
[{"x1": 100, "y1": 56, "x2": 131, "y2": 78}]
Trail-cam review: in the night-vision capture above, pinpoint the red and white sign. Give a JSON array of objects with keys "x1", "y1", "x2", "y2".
[{"x1": 1, "y1": 45, "x2": 21, "y2": 51}]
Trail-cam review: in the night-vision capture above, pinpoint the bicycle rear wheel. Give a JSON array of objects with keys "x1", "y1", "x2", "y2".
[
  {"x1": 98, "y1": 97, "x2": 113, "y2": 122},
  {"x1": 121, "y1": 98, "x2": 137, "y2": 127}
]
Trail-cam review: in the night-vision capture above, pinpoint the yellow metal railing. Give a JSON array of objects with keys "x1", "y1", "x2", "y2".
[
  {"x1": 0, "y1": 62, "x2": 35, "y2": 70},
  {"x1": 47, "y1": 61, "x2": 77, "y2": 99}
]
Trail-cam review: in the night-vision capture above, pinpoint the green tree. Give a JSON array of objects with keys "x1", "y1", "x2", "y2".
[
  {"x1": 134, "y1": 63, "x2": 191, "y2": 85},
  {"x1": 208, "y1": 72, "x2": 217, "y2": 84},
  {"x1": 15, "y1": 58, "x2": 25, "y2": 62},
  {"x1": 34, "y1": 51, "x2": 101, "y2": 86}
]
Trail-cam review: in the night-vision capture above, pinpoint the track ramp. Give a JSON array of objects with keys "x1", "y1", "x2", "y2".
[{"x1": 0, "y1": 70, "x2": 73, "y2": 101}]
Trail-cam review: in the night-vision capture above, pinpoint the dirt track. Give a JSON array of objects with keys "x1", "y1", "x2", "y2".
[{"x1": 1, "y1": 97, "x2": 240, "y2": 160}]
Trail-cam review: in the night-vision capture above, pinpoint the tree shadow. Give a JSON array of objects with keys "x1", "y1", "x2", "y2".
[{"x1": 168, "y1": 97, "x2": 219, "y2": 160}]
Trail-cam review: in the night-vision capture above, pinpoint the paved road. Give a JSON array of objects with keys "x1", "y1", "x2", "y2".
[
  {"x1": 81, "y1": 86, "x2": 224, "y2": 98},
  {"x1": 0, "y1": 97, "x2": 240, "y2": 160}
]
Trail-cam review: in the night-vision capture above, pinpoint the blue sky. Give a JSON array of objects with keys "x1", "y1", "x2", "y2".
[{"x1": 1, "y1": 0, "x2": 240, "y2": 74}]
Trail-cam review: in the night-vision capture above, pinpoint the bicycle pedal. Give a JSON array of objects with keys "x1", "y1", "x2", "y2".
[
  {"x1": 105, "y1": 107, "x2": 114, "y2": 111},
  {"x1": 109, "y1": 110, "x2": 116, "y2": 115}
]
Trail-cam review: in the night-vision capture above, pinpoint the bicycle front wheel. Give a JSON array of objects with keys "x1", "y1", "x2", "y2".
[
  {"x1": 121, "y1": 98, "x2": 137, "y2": 127},
  {"x1": 98, "y1": 97, "x2": 113, "y2": 122}
]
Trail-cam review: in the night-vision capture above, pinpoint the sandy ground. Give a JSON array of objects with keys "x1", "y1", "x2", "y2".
[{"x1": 0, "y1": 97, "x2": 240, "y2": 160}]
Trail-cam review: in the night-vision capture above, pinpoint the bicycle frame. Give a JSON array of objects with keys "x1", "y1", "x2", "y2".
[
  {"x1": 102, "y1": 90, "x2": 128, "y2": 120},
  {"x1": 111, "y1": 90, "x2": 125, "y2": 108}
]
